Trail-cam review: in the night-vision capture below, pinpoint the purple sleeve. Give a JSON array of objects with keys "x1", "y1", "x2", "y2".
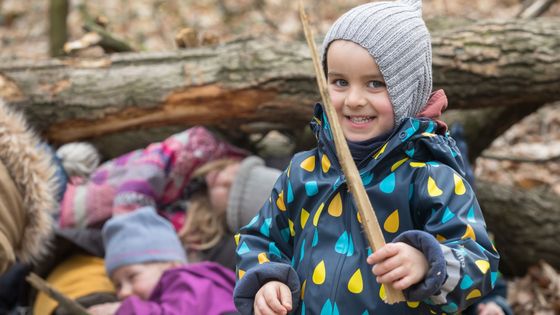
[{"x1": 116, "y1": 263, "x2": 237, "y2": 315}]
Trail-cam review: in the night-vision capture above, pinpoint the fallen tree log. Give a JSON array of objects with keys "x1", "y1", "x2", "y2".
[
  {"x1": 477, "y1": 180, "x2": 560, "y2": 276},
  {"x1": 0, "y1": 18, "x2": 558, "y2": 153}
]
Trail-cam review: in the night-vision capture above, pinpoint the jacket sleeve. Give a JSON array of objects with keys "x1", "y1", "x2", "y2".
[
  {"x1": 234, "y1": 165, "x2": 301, "y2": 314},
  {"x1": 407, "y1": 163, "x2": 500, "y2": 314}
]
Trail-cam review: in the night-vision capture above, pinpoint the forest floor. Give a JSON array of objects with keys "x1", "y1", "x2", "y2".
[{"x1": 1, "y1": 0, "x2": 560, "y2": 313}]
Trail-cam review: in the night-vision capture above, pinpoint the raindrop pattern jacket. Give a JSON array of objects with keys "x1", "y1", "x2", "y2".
[{"x1": 234, "y1": 104, "x2": 499, "y2": 314}]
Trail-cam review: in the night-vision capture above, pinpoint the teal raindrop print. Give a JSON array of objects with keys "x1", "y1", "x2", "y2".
[
  {"x1": 237, "y1": 242, "x2": 250, "y2": 255},
  {"x1": 320, "y1": 299, "x2": 333, "y2": 315},
  {"x1": 405, "y1": 147, "x2": 415, "y2": 157},
  {"x1": 467, "y1": 206, "x2": 476, "y2": 223},
  {"x1": 299, "y1": 238, "x2": 305, "y2": 262},
  {"x1": 333, "y1": 176, "x2": 342, "y2": 190},
  {"x1": 305, "y1": 181, "x2": 319, "y2": 197},
  {"x1": 450, "y1": 147, "x2": 458, "y2": 157},
  {"x1": 427, "y1": 161, "x2": 439, "y2": 167},
  {"x1": 426, "y1": 120, "x2": 435, "y2": 133},
  {"x1": 312, "y1": 229, "x2": 319, "y2": 247},
  {"x1": 280, "y1": 228, "x2": 290, "y2": 243},
  {"x1": 245, "y1": 214, "x2": 259, "y2": 229},
  {"x1": 491, "y1": 272, "x2": 498, "y2": 288},
  {"x1": 442, "y1": 207, "x2": 455, "y2": 224},
  {"x1": 408, "y1": 183, "x2": 414, "y2": 200},
  {"x1": 346, "y1": 234, "x2": 354, "y2": 257},
  {"x1": 380, "y1": 173, "x2": 396, "y2": 193},
  {"x1": 442, "y1": 303, "x2": 458, "y2": 313},
  {"x1": 333, "y1": 303, "x2": 339, "y2": 315},
  {"x1": 367, "y1": 247, "x2": 373, "y2": 256},
  {"x1": 361, "y1": 172, "x2": 373, "y2": 186},
  {"x1": 301, "y1": 302, "x2": 305, "y2": 315},
  {"x1": 287, "y1": 180, "x2": 294, "y2": 204},
  {"x1": 361, "y1": 310, "x2": 370, "y2": 315},
  {"x1": 269, "y1": 242, "x2": 281, "y2": 258},
  {"x1": 460, "y1": 275, "x2": 473, "y2": 290},
  {"x1": 335, "y1": 231, "x2": 350, "y2": 254},
  {"x1": 260, "y1": 218, "x2": 272, "y2": 237}
]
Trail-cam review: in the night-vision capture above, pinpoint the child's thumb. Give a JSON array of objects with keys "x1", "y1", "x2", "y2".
[{"x1": 278, "y1": 284, "x2": 293, "y2": 310}]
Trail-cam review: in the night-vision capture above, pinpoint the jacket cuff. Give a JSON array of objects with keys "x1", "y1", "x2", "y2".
[
  {"x1": 393, "y1": 230, "x2": 446, "y2": 300},
  {"x1": 234, "y1": 262, "x2": 300, "y2": 314}
]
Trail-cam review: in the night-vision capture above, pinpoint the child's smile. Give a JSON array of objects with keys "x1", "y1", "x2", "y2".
[{"x1": 326, "y1": 40, "x2": 395, "y2": 142}]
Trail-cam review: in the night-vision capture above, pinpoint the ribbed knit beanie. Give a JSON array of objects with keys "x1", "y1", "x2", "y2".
[
  {"x1": 102, "y1": 207, "x2": 187, "y2": 276},
  {"x1": 321, "y1": 0, "x2": 432, "y2": 126},
  {"x1": 226, "y1": 156, "x2": 281, "y2": 233}
]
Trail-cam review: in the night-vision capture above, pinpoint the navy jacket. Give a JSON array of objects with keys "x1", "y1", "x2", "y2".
[{"x1": 234, "y1": 105, "x2": 500, "y2": 314}]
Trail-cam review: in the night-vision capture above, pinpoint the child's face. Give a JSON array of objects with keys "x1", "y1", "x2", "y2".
[
  {"x1": 111, "y1": 262, "x2": 176, "y2": 300},
  {"x1": 205, "y1": 162, "x2": 241, "y2": 214},
  {"x1": 326, "y1": 40, "x2": 394, "y2": 142}
]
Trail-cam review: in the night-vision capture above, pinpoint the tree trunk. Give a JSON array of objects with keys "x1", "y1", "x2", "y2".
[
  {"x1": 0, "y1": 18, "x2": 558, "y2": 149},
  {"x1": 477, "y1": 180, "x2": 560, "y2": 276}
]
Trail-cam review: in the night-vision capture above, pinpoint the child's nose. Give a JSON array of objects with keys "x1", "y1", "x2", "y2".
[
  {"x1": 117, "y1": 284, "x2": 133, "y2": 300},
  {"x1": 345, "y1": 87, "x2": 366, "y2": 108}
]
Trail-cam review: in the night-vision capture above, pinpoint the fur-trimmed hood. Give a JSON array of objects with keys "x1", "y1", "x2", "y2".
[{"x1": 0, "y1": 99, "x2": 56, "y2": 274}]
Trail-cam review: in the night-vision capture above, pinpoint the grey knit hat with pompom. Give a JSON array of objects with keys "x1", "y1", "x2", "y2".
[{"x1": 321, "y1": 0, "x2": 432, "y2": 127}]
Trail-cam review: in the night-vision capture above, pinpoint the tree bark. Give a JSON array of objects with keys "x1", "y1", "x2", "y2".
[
  {"x1": 0, "y1": 18, "x2": 558, "y2": 149},
  {"x1": 477, "y1": 180, "x2": 560, "y2": 276}
]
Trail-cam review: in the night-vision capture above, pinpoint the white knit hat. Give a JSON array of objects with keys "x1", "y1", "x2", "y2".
[
  {"x1": 321, "y1": 0, "x2": 432, "y2": 126},
  {"x1": 226, "y1": 156, "x2": 281, "y2": 233}
]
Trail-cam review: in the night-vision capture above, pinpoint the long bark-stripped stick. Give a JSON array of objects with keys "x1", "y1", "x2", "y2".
[
  {"x1": 26, "y1": 272, "x2": 92, "y2": 315},
  {"x1": 298, "y1": 0, "x2": 405, "y2": 304}
]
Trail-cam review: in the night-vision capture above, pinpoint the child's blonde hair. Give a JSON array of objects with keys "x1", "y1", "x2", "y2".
[{"x1": 179, "y1": 159, "x2": 239, "y2": 255}]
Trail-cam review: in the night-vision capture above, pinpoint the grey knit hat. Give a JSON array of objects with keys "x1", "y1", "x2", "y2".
[
  {"x1": 102, "y1": 206, "x2": 187, "y2": 276},
  {"x1": 226, "y1": 156, "x2": 281, "y2": 233},
  {"x1": 321, "y1": 0, "x2": 432, "y2": 126}
]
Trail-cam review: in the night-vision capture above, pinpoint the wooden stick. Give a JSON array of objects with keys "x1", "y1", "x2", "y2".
[
  {"x1": 26, "y1": 272, "x2": 92, "y2": 315},
  {"x1": 298, "y1": 1, "x2": 405, "y2": 304}
]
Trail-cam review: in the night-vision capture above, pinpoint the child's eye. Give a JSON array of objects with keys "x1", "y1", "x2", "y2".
[
  {"x1": 367, "y1": 80, "x2": 386, "y2": 88},
  {"x1": 332, "y1": 79, "x2": 348, "y2": 87}
]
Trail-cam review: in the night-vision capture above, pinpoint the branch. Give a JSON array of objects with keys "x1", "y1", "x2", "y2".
[
  {"x1": 298, "y1": 0, "x2": 405, "y2": 304},
  {"x1": 517, "y1": 0, "x2": 557, "y2": 18},
  {"x1": 26, "y1": 272, "x2": 92, "y2": 315}
]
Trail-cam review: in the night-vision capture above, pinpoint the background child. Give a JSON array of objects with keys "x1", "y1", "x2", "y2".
[
  {"x1": 88, "y1": 206, "x2": 238, "y2": 315},
  {"x1": 234, "y1": 0, "x2": 499, "y2": 314}
]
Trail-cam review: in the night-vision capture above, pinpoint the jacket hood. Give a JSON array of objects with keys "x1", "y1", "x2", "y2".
[
  {"x1": 310, "y1": 103, "x2": 466, "y2": 176},
  {"x1": 0, "y1": 100, "x2": 56, "y2": 271}
]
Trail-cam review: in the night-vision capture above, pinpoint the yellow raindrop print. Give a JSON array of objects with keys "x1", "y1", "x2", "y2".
[
  {"x1": 454, "y1": 173, "x2": 466, "y2": 195},
  {"x1": 466, "y1": 289, "x2": 482, "y2": 300},
  {"x1": 357, "y1": 212, "x2": 362, "y2": 224},
  {"x1": 313, "y1": 203, "x2": 324, "y2": 226},
  {"x1": 422, "y1": 132, "x2": 436, "y2": 137},
  {"x1": 301, "y1": 279, "x2": 306, "y2": 299},
  {"x1": 436, "y1": 234, "x2": 447, "y2": 242},
  {"x1": 348, "y1": 269, "x2": 363, "y2": 294},
  {"x1": 462, "y1": 224, "x2": 476, "y2": 241},
  {"x1": 301, "y1": 208, "x2": 310, "y2": 229},
  {"x1": 300, "y1": 156, "x2": 316, "y2": 172},
  {"x1": 287, "y1": 163, "x2": 291, "y2": 177},
  {"x1": 428, "y1": 176, "x2": 443, "y2": 197},
  {"x1": 312, "y1": 260, "x2": 326, "y2": 285},
  {"x1": 410, "y1": 162, "x2": 426, "y2": 168},
  {"x1": 374, "y1": 143, "x2": 388, "y2": 159},
  {"x1": 277, "y1": 191, "x2": 286, "y2": 211},
  {"x1": 288, "y1": 219, "x2": 295, "y2": 237},
  {"x1": 475, "y1": 260, "x2": 490, "y2": 274},
  {"x1": 238, "y1": 269, "x2": 245, "y2": 279},
  {"x1": 391, "y1": 157, "x2": 409, "y2": 172},
  {"x1": 258, "y1": 252, "x2": 269, "y2": 264},
  {"x1": 383, "y1": 209, "x2": 400, "y2": 233},
  {"x1": 322, "y1": 154, "x2": 331, "y2": 173},
  {"x1": 407, "y1": 301, "x2": 420, "y2": 308},
  {"x1": 379, "y1": 284, "x2": 386, "y2": 300},
  {"x1": 328, "y1": 193, "x2": 342, "y2": 217},
  {"x1": 234, "y1": 233, "x2": 240, "y2": 246}
]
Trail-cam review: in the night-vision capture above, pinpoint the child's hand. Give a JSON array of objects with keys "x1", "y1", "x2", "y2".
[
  {"x1": 87, "y1": 302, "x2": 122, "y2": 315},
  {"x1": 367, "y1": 242, "x2": 428, "y2": 290},
  {"x1": 477, "y1": 301, "x2": 505, "y2": 315},
  {"x1": 254, "y1": 280, "x2": 293, "y2": 315}
]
